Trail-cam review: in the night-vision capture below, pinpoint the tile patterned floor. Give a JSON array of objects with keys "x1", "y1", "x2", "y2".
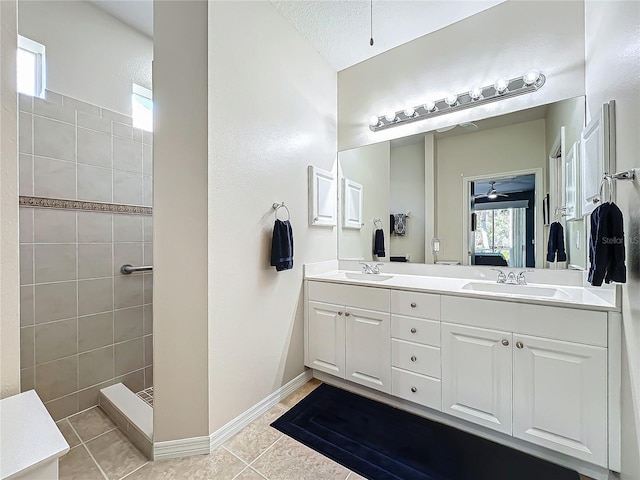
[
  {"x1": 57, "y1": 378, "x2": 595, "y2": 480},
  {"x1": 136, "y1": 387, "x2": 154, "y2": 408}
]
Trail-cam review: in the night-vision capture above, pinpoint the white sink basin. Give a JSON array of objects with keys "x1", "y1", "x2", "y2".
[
  {"x1": 462, "y1": 282, "x2": 571, "y2": 300},
  {"x1": 344, "y1": 272, "x2": 394, "y2": 282}
]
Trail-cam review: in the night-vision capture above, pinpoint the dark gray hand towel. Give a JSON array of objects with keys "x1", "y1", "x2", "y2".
[
  {"x1": 270, "y1": 219, "x2": 293, "y2": 271},
  {"x1": 546, "y1": 222, "x2": 567, "y2": 262},
  {"x1": 374, "y1": 228, "x2": 385, "y2": 257}
]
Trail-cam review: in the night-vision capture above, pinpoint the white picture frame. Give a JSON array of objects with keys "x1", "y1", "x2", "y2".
[
  {"x1": 308, "y1": 165, "x2": 336, "y2": 226},
  {"x1": 343, "y1": 178, "x2": 363, "y2": 229},
  {"x1": 580, "y1": 102, "x2": 612, "y2": 216},
  {"x1": 564, "y1": 141, "x2": 580, "y2": 220}
]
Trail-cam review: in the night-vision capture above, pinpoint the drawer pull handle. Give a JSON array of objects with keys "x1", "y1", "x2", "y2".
[
  {"x1": 411, "y1": 386, "x2": 417, "y2": 393},
  {"x1": 337, "y1": 311, "x2": 343, "y2": 316},
  {"x1": 345, "y1": 312, "x2": 350, "y2": 317},
  {"x1": 410, "y1": 302, "x2": 417, "y2": 308},
  {"x1": 410, "y1": 328, "x2": 417, "y2": 334},
  {"x1": 516, "y1": 341, "x2": 524, "y2": 349},
  {"x1": 501, "y1": 339, "x2": 509, "y2": 347},
  {"x1": 410, "y1": 355, "x2": 417, "y2": 362}
]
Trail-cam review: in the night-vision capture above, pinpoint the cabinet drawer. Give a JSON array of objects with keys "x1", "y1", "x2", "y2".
[
  {"x1": 392, "y1": 367, "x2": 441, "y2": 411},
  {"x1": 391, "y1": 339, "x2": 440, "y2": 378},
  {"x1": 391, "y1": 290, "x2": 440, "y2": 319},
  {"x1": 391, "y1": 315, "x2": 440, "y2": 346},
  {"x1": 308, "y1": 281, "x2": 389, "y2": 312},
  {"x1": 441, "y1": 296, "x2": 608, "y2": 347}
]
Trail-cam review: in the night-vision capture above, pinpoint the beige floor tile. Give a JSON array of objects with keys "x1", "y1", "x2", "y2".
[
  {"x1": 59, "y1": 445, "x2": 105, "y2": 480},
  {"x1": 346, "y1": 472, "x2": 367, "y2": 480},
  {"x1": 251, "y1": 435, "x2": 349, "y2": 480},
  {"x1": 68, "y1": 407, "x2": 116, "y2": 442},
  {"x1": 124, "y1": 448, "x2": 246, "y2": 480},
  {"x1": 233, "y1": 467, "x2": 267, "y2": 480},
  {"x1": 86, "y1": 429, "x2": 148, "y2": 480},
  {"x1": 278, "y1": 378, "x2": 322, "y2": 410},
  {"x1": 223, "y1": 406, "x2": 284, "y2": 462},
  {"x1": 56, "y1": 419, "x2": 81, "y2": 448}
]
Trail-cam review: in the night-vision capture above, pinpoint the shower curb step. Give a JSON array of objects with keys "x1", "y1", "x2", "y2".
[{"x1": 99, "y1": 383, "x2": 153, "y2": 459}]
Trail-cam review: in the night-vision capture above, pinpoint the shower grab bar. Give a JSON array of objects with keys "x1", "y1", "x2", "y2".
[{"x1": 120, "y1": 264, "x2": 153, "y2": 275}]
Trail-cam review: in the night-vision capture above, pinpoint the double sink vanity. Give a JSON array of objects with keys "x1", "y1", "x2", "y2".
[{"x1": 303, "y1": 262, "x2": 621, "y2": 478}]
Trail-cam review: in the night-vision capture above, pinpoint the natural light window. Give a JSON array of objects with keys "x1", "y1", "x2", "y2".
[
  {"x1": 132, "y1": 83, "x2": 153, "y2": 132},
  {"x1": 17, "y1": 35, "x2": 46, "y2": 98}
]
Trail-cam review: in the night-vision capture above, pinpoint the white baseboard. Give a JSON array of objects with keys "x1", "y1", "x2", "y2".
[
  {"x1": 209, "y1": 370, "x2": 313, "y2": 450},
  {"x1": 152, "y1": 370, "x2": 313, "y2": 461},
  {"x1": 153, "y1": 436, "x2": 211, "y2": 461}
]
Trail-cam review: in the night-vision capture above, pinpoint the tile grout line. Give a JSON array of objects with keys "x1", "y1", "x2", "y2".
[
  {"x1": 116, "y1": 460, "x2": 150, "y2": 480},
  {"x1": 65, "y1": 416, "x2": 110, "y2": 480},
  {"x1": 246, "y1": 434, "x2": 285, "y2": 469}
]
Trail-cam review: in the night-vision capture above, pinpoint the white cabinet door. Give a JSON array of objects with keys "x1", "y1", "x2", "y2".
[
  {"x1": 441, "y1": 323, "x2": 513, "y2": 435},
  {"x1": 307, "y1": 301, "x2": 345, "y2": 378},
  {"x1": 346, "y1": 307, "x2": 391, "y2": 393},
  {"x1": 513, "y1": 335, "x2": 608, "y2": 467}
]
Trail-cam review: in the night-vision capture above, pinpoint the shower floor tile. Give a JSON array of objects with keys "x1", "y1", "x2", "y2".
[{"x1": 135, "y1": 387, "x2": 153, "y2": 408}]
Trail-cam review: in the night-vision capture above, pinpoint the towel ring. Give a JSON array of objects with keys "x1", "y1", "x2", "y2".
[
  {"x1": 272, "y1": 202, "x2": 290, "y2": 221},
  {"x1": 373, "y1": 218, "x2": 383, "y2": 229},
  {"x1": 597, "y1": 176, "x2": 614, "y2": 204}
]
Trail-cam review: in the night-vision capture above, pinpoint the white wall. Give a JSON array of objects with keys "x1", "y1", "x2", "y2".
[
  {"x1": 390, "y1": 142, "x2": 425, "y2": 263},
  {"x1": 18, "y1": 0, "x2": 152, "y2": 116},
  {"x1": 153, "y1": 2, "x2": 209, "y2": 442},
  {"x1": 338, "y1": 1, "x2": 585, "y2": 151},
  {"x1": 339, "y1": 142, "x2": 390, "y2": 262},
  {"x1": 0, "y1": 0, "x2": 20, "y2": 398},
  {"x1": 435, "y1": 119, "x2": 547, "y2": 264},
  {"x1": 208, "y1": 1, "x2": 337, "y2": 432},
  {"x1": 585, "y1": 2, "x2": 640, "y2": 478}
]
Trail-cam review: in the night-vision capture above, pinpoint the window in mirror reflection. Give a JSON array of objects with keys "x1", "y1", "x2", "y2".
[{"x1": 471, "y1": 174, "x2": 536, "y2": 268}]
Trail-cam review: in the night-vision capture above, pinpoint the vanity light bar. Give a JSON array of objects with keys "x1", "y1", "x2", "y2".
[{"x1": 369, "y1": 71, "x2": 546, "y2": 132}]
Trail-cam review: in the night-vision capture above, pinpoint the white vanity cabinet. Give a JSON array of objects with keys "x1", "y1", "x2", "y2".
[
  {"x1": 441, "y1": 323, "x2": 513, "y2": 435},
  {"x1": 305, "y1": 276, "x2": 618, "y2": 473},
  {"x1": 306, "y1": 281, "x2": 391, "y2": 393},
  {"x1": 440, "y1": 296, "x2": 609, "y2": 468},
  {"x1": 390, "y1": 290, "x2": 442, "y2": 410}
]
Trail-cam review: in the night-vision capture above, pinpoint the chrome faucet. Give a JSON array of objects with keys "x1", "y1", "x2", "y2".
[
  {"x1": 506, "y1": 271, "x2": 517, "y2": 284},
  {"x1": 360, "y1": 262, "x2": 384, "y2": 274},
  {"x1": 517, "y1": 270, "x2": 534, "y2": 285},
  {"x1": 490, "y1": 268, "x2": 507, "y2": 284}
]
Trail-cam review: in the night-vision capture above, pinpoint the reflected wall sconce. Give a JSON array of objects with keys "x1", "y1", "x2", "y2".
[{"x1": 369, "y1": 70, "x2": 546, "y2": 132}]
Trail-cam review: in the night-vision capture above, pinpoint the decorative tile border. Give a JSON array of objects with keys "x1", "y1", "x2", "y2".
[{"x1": 19, "y1": 196, "x2": 152, "y2": 215}]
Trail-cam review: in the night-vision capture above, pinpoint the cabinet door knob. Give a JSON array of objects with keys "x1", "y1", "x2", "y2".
[
  {"x1": 410, "y1": 302, "x2": 417, "y2": 308},
  {"x1": 410, "y1": 355, "x2": 417, "y2": 362},
  {"x1": 501, "y1": 339, "x2": 509, "y2": 347},
  {"x1": 411, "y1": 386, "x2": 417, "y2": 393},
  {"x1": 337, "y1": 311, "x2": 343, "y2": 316},
  {"x1": 516, "y1": 341, "x2": 524, "y2": 349},
  {"x1": 410, "y1": 327, "x2": 417, "y2": 334},
  {"x1": 345, "y1": 312, "x2": 350, "y2": 317}
]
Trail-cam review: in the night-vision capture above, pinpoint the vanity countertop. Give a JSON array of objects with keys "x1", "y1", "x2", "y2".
[{"x1": 305, "y1": 270, "x2": 620, "y2": 312}]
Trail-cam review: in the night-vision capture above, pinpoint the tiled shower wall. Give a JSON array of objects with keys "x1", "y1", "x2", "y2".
[{"x1": 18, "y1": 90, "x2": 153, "y2": 420}]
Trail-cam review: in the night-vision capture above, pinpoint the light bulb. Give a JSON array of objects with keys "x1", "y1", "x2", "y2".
[
  {"x1": 445, "y1": 93, "x2": 458, "y2": 106},
  {"x1": 369, "y1": 115, "x2": 380, "y2": 127},
  {"x1": 469, "y1": 86, "x2": 483, "y2": 100},
  {"x1": 403, "y1": 106, "x2": 416, "y2": 117},
  {"x1": 523, "y1": 69, "x2": 541, "y2": 85},
  {"x1": 385, "y1": 111, "x2": 397, "y2": 122},
  {"x1": 423, "y1": 100, "x2": 436, "y2": 112},
  {"x1": 494, "y1": 78, "x2": 509, "y2": 94}
]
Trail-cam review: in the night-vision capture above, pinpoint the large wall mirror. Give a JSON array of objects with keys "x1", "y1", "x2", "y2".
[{"x1": 337, "y1": 96, "x2": 587, "y2": 270}]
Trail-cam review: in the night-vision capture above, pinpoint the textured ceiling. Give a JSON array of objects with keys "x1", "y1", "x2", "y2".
[
  {"x1": 89, "y1": 1, "x2": 504, "y2": 71},
  {"x1": 270, "y1": 0, "x2": 505, "y2": 71}
]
